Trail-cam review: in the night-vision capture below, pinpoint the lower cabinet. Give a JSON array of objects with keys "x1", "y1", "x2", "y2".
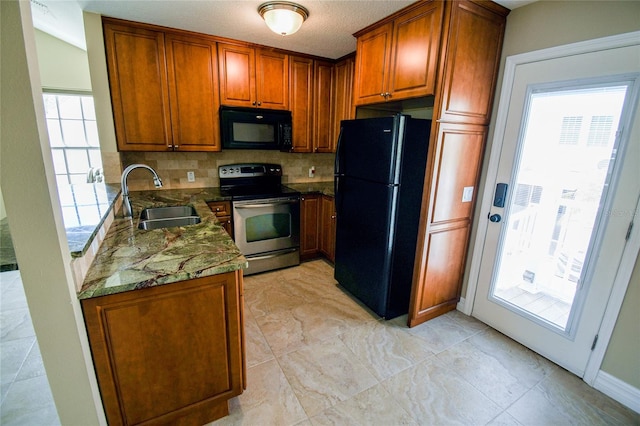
[
  {"x1": 319, "y1": 195, "x2": 336, "y2": 262},
  {"x1": 300, "y1": 194, "x2": 321, "y2": 259},
  {"x1": 207, "y1": 201, "x2": 233, "y2": 236},
  {"x1": 300, "y1": 193, "x2": 335, "y2": 263},
  {"x1": 81, "y1": 271, "x2": 245, "y2": 426}
]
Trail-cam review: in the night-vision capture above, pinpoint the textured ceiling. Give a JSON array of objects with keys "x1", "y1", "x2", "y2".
[{"x1": 31, "y1": 0, "x2": 534, "y2": 60}]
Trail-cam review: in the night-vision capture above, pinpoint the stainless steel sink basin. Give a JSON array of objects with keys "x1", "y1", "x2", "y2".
[{"x1": 138, "y1": 206, "x2": 201, "y2": 230}]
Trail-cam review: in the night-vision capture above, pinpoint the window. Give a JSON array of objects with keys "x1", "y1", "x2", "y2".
[
  {"x1": 559, "y1": 116, "x2": 582, "y2": 145},
  {"x1": 43, "y1": 92, "x2": 103, "y2": 186},
  {"x1": 587, "y1": 115, "x2": 614, "y2": 147}
]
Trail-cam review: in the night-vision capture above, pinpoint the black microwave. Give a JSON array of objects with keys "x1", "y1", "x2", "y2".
[{"x1": 220, "y1": 106, "x2": 292, "y2": 151}]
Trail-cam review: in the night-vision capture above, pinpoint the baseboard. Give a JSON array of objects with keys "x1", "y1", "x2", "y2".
[
  {"x1": 593, "y1": 370, "x2": 640, "y2": 414},
  {"x1": 457, "y1": 297, "x2": 471, "y2": 315}
]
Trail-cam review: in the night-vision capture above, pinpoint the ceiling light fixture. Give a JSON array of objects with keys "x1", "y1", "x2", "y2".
[{"x1": 258, "y1": 2, "x2": 309, "y2": 36}]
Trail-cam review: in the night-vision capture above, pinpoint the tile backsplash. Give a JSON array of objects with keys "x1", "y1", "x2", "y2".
[{"x1": 117, "y1": 151, "x2": 335, "y2": 191}]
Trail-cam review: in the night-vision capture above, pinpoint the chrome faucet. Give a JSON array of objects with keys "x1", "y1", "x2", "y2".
[{"x1": 120, "y1": 164, "x2": 163, "y2": 218}]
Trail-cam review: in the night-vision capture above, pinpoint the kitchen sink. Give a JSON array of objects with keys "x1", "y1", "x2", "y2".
[{"x1": 138, "y1": 206, "x2": 201, "y2": 230}]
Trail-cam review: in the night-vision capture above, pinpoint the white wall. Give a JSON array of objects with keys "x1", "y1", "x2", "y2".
[
  {"x1": 34, "y1": 29, "x2": 91, "y2": 91},
  {"x1": 0, "y1": 1, "x2": 105, "y2": 423}
]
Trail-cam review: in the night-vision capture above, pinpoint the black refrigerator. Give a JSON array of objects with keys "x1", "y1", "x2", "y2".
[{"x1": 334, "y1": 114, "x2": 431, "y2": 319}]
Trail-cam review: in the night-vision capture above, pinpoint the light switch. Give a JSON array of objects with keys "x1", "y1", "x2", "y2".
[{"x1": 462, "y1": 186, "x2": 474, "y2": 203}]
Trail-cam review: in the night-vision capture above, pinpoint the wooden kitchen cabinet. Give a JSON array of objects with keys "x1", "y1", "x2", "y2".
[
  {"x1": 218, "y1": 43, "x2": 289, "y2": 110},
  {"x1": 332, "y1": 55, "x2": 355, "y2": 146},
  {"x1": 353, "y1": 0, "x2": 444, "y2": 106},
  {"x1": 407, "y1": 0, "x2": 508, "y2": 327},
  {"x1": 103, "y1": 19, "x2": 221, "y2": 152},
  {"x1": 103, "y1": 21, "x2": 171, "y2": 151},
  {"x1": 319, "y1": 195, "x2": 336, "y2": 263},
  {"x1": 300, "y1": 194, "x2": 321, "y2": 259},
  {"x1": 288, "y1": 58, "x2": 335, "y2": 153},
  {"x1": 208, "y1": 201, "x2": 233, "y2": 236},
  {"x1": 289, "y1": 56, "x2": 314, "y2": 153},
  {"x1": 82, "y1": 271, "x2": 246, "y2": 425},
  {"x1": 312, "y1": 61, "x2": 335, "y2": 153}
]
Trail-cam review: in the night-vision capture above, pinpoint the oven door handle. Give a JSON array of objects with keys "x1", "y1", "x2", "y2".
[
  {"x1": 246, "y1": 248, "x2": 298, "y2": 261},
  {"x1": 235, "y1": 200, "x2": 299, "y2": 209}
]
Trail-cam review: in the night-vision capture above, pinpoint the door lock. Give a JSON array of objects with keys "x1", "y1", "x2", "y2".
[{"x1": 489, "y1": 213, "x2": 502, "y2": 223}]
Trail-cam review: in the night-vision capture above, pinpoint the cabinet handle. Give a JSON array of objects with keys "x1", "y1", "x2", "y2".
[
  {"x1": 257, "y1": 101, "x2": 262, "y2": 106},
  {"x1": 173, "y1": 145, "x2": 179, "y2": 150},
  {"x1": 252, "y1": 101, "x2": 257, "y2": 106},
  {"x1": 380, "y1": 93, "x2": 385, "y2": 98}
]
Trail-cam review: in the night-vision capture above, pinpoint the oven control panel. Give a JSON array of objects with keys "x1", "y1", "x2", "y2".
[{"x1": 219, "y1": 163, "x2": 282, "y2": 178}]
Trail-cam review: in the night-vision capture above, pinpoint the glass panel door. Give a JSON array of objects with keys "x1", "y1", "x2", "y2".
[{"x1": 490, "y1": 83, "x2": 629, "y2": 332}]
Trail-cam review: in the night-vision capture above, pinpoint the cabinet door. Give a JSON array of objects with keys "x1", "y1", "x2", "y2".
[
  {"x1": 256, "y1": 49, "x2": 289, "y2": 110},
  {"x1": 166, "y1": 34, "x2": 221, "y2": 151},
  {"x1": 313, "y1": 61, "x2": 334, "y2": 153},
  {"x1": 218, "y1": 43, "x2": 256, "y2": 107},
  {"x1": 300, "y1": 194, "x2": 320, "y2": 259},
  {"x1": 320, "y1": 195, "x2": 336, "y2": 262},
  {"x1": 332, "y1": 56, "x2": 355, "y2": 147},
  {"x1": 353, "y1": 23, "x2": 393, "y2": 106},
  {"x1": 388, "y1": 1, "x2": 444, "y2": 100},
  {"x1": 103, "y1": 21, "x2": 172, "y2": 151},
  {"x1": 289, "y1": 56, "x2": 314, "y2": 153},
  {"x1": 82, "y1": 273, "x2": 244, "y2": 425},
  {"x1": 438, "y1": 1, "x2": 506, "y2": 125}
]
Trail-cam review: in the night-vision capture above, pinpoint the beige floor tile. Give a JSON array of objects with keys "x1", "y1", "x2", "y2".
[
  {"x1": 310, "y1": 383, "x2": 417, "y2": 426},
  {"x1": 339, "y1": 320, "x2": 434, "y2": 381},
  {"x1": 256, "y1": 295, "x2": 375, "y2": 357},
  {"x1": 278, "y1": 337, "x2": 378, "y2": 417},
  {"x1": 507, "y1": 368, "x2": 640, "y2": 426},
  {"x1": 487, "y1": 411, "x2": 523, "y2": 425},
  {"x1": 382, "y1": 356, "x2": 503, "y2": 425},
  {"x1": 436, "y1": 329, "x2": 556, "y2": 408},
  {"x1": 210, "y1": 358, "x2": 307, "y2": 426},
  {"x1": 405, "y1": 310, "x2": 485, "y2": 353},
  {"x1": 242, "y1": 309, "x2": 274, "y2": 368}
]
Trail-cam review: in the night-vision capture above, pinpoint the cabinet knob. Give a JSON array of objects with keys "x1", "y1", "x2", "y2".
[
  {"x1": 252, "y1": 101, "x2": 257, "y2": 106},
  {"x1": 216, "y1": 207, "x2": 221, "y2": 211},
  {"x1": 257, "y1": 101, "x2": 262, "y2": 106}
]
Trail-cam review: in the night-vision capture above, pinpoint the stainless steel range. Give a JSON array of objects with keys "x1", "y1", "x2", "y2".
[{"x1": 219, "y1": 163, "x2": 300, "y2": 275}]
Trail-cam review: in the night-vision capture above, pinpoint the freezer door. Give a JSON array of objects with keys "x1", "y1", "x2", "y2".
[
  {"x1": 338, "y1": 116, "x2": 405, "y2": 185},
  {"x1": 334, "y1": 177, "x2": 398, "y2": 317}
]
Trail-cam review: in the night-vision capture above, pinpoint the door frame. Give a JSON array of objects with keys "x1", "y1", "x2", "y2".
[{"x1": 464, "y1": 31, "x2": 640, "y2": 386}]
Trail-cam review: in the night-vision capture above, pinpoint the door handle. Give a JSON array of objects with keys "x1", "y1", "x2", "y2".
[{"x1": 489, "y1": 213, "x2": 502, "y2": 223}]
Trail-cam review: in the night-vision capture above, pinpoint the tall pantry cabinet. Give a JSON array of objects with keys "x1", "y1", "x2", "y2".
[
  {"x1": 352, "y1": 0, "x2": 509, "y2": 327},
  {"x1": 409, "y1": 0, "x2": 508, "y2": 327}
]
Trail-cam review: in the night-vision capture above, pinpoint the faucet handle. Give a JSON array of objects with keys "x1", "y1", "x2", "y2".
[{"x1": 153, "y1": 176, "x2": 163, "y2": 188}]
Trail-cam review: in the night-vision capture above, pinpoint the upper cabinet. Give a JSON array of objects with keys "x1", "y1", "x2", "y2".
[
  {"x1": 437, "y1": 0, "x2": 507, "y2": 125},
  {"x1": 332, "y1": 55, "x2": 355, "y2": 146},
  {"x1": 103, "y1": 19, "x2": 221, "y2": 152},
  {"x1": 353, "y1": 1, "x2": 444, "y2": 106},
  {"x1": 288, "y1": 57, "x2": 335, "y2": 153},
  {"x1": 218, "y1": 43, "x2": 289, "y2": 110},
  {"x1": 312, "y1": 61, "x2": 334, "y2": 153}
]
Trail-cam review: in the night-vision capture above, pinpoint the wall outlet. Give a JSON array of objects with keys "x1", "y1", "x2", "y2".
[
  {"x1": 309, "y1": 166, "x2": 315, "y2": 178},
  {"x1": 187, "y1": 171, "x2": 195, "y2": 182}
]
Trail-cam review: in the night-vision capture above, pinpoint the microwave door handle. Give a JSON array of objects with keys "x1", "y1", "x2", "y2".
[{"x1": 235, "y1": 200, "x2": 299, "y2": 209}]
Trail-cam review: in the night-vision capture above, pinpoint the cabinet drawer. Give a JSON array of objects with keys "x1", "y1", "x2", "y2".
[{"x1": 207, "y1": 201, "x2": 231, "y2": 217}]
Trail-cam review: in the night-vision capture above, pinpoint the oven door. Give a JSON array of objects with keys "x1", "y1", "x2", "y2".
[{"x1": 232, "y1": 195, "x2": 300, "y2": 263}]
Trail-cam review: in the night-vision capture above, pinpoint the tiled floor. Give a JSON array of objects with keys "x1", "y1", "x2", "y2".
[
  {"x1": 1, "y1": 262, "x2": 638, "y2": 425},
  {"x1": 0, "y1": 270, "x2": 60, "y2": 426}
]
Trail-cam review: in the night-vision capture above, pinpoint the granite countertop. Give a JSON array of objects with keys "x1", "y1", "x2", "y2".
[
  {"x1": 286, "y1": 181, "x2": 334, "y2": 197},
  {"x1": 0, "y1": 183, "x2": 121, "y2": 271},
  {"x1": 78, "y1": 188, "x2": 246, "y2": 300}
]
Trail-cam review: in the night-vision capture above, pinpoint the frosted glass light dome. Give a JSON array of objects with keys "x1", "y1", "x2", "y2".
[{"x1": 258, "y1": 2, "x2": 309, "y2": 36}]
